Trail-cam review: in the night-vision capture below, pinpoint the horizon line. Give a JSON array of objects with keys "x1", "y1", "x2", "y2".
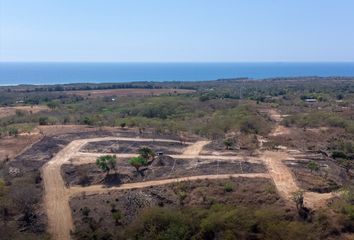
[{"x1": 1, "y1": 61, "x2": 354, "y2": 64}]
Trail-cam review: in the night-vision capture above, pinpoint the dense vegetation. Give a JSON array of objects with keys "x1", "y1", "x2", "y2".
[{"x1": 74, "y1": 198, "x2": 354, "y2": 240}]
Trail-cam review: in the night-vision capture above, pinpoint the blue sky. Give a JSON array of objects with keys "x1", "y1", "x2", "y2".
[{"x1": 0, "y1": 0, "x2": 353, "y2": 62}]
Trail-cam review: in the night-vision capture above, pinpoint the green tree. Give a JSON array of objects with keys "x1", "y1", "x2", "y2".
[
  {"x1": 38, "y1": 116, "x2": 49, "y2": 125},
  {"x1": 96, "y1": 155, "x2": 117, "y2": 175},
  {"x1": 307, "y1": 161, "x2": 320, "y2": 173},
  {"x1": 128, "y1": 156, "x2": 148, "y2": 174},
  {"x1": 47, "y1": 100, "x2": 60, "y2": 109},
  {"x1": 138, "y1": 147, "x2": 155, "y2": 161},
  {"x1": 223, "y1": 138, "x2": 233, "y2": 150}
]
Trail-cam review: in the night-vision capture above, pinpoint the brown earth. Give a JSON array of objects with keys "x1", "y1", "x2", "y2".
[
  {"x1": 0, "y1": 105, "x2": 49, "y2": 118},
  {"x1": 62, "y1": 157, "x2": 267, "y2": 187},
  {"x1": 70, "y1": 177, "x2": 283, "y2": 235},
  {"x1": 285, "y1": 160, "x2": 347, "y2": 193},
  {"x1": 43, "y1": 137, "x2": 206, "y2": 240},
  {"x1": 40, "y1": 108, "x2": 342, "y2": 240},
  {"x1": 0, "y1": 134, "x2": 43, "y2": 162},
  {"x1": 80, "y1": 139, "x2": 190, "y2": 155}
]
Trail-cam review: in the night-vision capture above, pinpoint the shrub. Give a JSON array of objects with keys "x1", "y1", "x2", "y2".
[
  {"x1": 332, "y1": 151, "x2": 348, "y2": 159},
  {"x1": 128, "y1": 156, "x2": 148, "y2": 173},
  {"x1": 38, "y1": 116, "x2": 49, "y2": 125},
  {"x1": 307, "y1": 161, "x2": 320, "y2": 173},
  {"x1": 223, "y1": 182, "x2": 234, "y2": 192},
  {"x1": 8, "y1": 127, "x2": 18, "y2": 136}
]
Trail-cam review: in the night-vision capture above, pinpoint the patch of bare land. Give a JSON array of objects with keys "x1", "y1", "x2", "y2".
[
  {"x1": 270, "y1": 126, "x2": 345, "y2": 152},
  {"x1": 43, "y1": 137, "x2": 206, "y2": 240},
  {"x1": 39, "y1": 109, "x2": 343, "y2": 239},
  {"x1": 0, "y1": 105, "x2": 48, "y2": 118},
  {"x1": 80, "y1": 140, "x2": 190, "y2": 155},
  {"x1": 285, "y1": 159, "x2": 348, "y2": 193},
  {"x1": 65, "y1": 88, "x2": 195, "y2": 98},
  {"x1": 4, "y1": 108, "x2": 348, "y2": 240},
  {"x1": 0, "y1": 134, "x2": 42, "y2": 162},
  {"x1": 62, "y1": 156, "x2": 266, "y2": 187},
  {"x1": 70, "y1": 177, "x2": 283, "y2": 234}
]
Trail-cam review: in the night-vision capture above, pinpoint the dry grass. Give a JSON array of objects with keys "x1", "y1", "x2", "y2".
[
  {"x1": 65, "y1": 88, "x2": 195, "y2": 98},
  {"x1": 0, "y1": 105, "x2": 49, "y2": 118}
]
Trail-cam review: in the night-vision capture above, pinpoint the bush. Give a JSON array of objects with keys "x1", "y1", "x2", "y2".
[
  {"x1": 38, "y1": 116, "x2": 49, "y2": 125},
  {"x1": 8, "y1": 127, "x2": 18, "y2": 136},
  {"x1": 223, "y1": 182, "x2": 234, "y2": 192},
  {"x1": 126, "y1": 208, "x2": 193, "y2": 240},
  {"x1": 332, "y1": 151, "x2": 348, "y2": 159}
]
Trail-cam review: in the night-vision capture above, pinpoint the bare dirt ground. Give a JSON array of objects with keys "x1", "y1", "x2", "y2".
[
  {"x1": 69, "y1": 173, "x2": 270, "y2": 195},
  {"x1": 260, "y1": 109, "x2": 336, "y2": 208},
  {"x1": 70, "y1": 177, "x2": 283, "y2": 234},
  {"x1": 41, "y1": 108, "x2": 339, "y2": 239},
  {"x1": 80, "y1": 140, "x2": 191, "y2": 154},
  {"x1": 181, "y1": 140, "x2": 210, "y2": 155},
  {"x1": 0, "y1": 105, "x2": 48, "y2": 118},
  {"x1": 65, "y1": 88, "x2": 195, "y2": 98},
  {"x1": 43, "y1": 138, "x2": 214, "y2": 240},
  {"x1": 0, "y1": 134, "x2": 43, "y2": 162}
]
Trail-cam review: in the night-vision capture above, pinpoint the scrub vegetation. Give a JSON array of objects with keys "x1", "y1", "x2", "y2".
[{"x1": 1, "y1": 77, "x2": 354, "y2": 239}]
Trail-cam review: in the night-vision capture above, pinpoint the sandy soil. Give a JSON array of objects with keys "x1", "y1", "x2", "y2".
[
  {"x1": 0, "y1": 134, "x2": 43, "y2": 161},
  {"x1": 0, "y1": 105, "x2": 48, "y2": 118},
  {"x1": 270, "y1": 125, "x2": 291, "y2": 136},
  {"x1": 183, "y1": 141, "x2": 211, "y2": 155}
]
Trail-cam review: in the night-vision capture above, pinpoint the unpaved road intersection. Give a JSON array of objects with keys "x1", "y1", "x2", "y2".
[{"x1": 42, "y1": 111, "x2": 336, "y2": 239}]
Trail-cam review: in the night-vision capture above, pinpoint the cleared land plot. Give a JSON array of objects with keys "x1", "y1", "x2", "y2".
[
  {"x1": 200, "y1": 141, "x2": 239, "y2": 156},
  {"x1": 65, "y1": 88, "x2": 195, "y2": 98},
  {"x1": 0, "y1": 105, "x2": 48, "y2": 118},
  {"x1": 285, "y1": 159, "x2": 349, "y2": 193},
  {"x1": 62, "y1": 156, "x2": 266, "y2": 186},
  {"x1": 70, "y1": 177, "x2": 283, "y2": 235},
  {"x1": 80, "y1": 140, "x2": 190, "y2": 154},
  {"x1": 0, "y1": 134, "x2": 42, "y2": 162}
]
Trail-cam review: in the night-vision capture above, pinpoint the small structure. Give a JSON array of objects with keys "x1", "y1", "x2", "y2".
[
  {"x1": 157, "y1": 151, "x2": 164, "y2": 156},
  {"x1": 305, "y1": 98, "x2": 317, "y2": 103}
]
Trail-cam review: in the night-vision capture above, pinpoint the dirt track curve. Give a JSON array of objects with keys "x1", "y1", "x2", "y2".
[
  {"x1": 42, "y1": 111, "x2": 336, "y2": 239},
  {"x1": 262, "y1": 109, "x2": 334, "y2": 208},
  {"x1": 43, "y1": 138, "x2": 251, "y2": 240}
]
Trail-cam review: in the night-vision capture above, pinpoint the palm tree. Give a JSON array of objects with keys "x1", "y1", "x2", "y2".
[
  {"x1": 128, "y1": 156, "x2": 148, "y2": 174},
  {"x1": 138, "y1": 147, "x2": 155, "y2": 161},
  {"x1": 96, "y1": 155, "x2": 117, "y2": 175}
]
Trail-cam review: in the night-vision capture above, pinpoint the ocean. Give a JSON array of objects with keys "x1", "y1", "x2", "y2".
[{"x1": 0, "y1": 62, "x2": 353, "y2": 85}]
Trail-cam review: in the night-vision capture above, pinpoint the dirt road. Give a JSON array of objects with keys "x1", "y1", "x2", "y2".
[
  {"x1": 43, "y1": 137, "x2": 119, "y2": 240},
  {"x1": 43, "y1": 137, "x2": 212, "y2": 240},
  {"x1": 42, "y1": 119, "x2": 336, "y2": 239},
  {"x1": 70, "y1": 173, "x2": 270, "y2": 195},
  {"x1": 72, "y1": 152, "x2": 262, "y2": 164},
  {"x1": 261, "y1": 109, "x2": 335, "y2": 208},
  {"x1": 183, "y1": 140, "x2": 211, "y2": 155}
]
